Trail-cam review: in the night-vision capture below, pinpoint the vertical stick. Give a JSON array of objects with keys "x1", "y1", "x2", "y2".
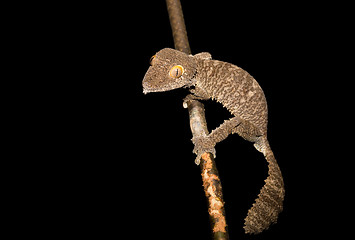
[
  {"x1": 165, "y1": 1, "x2": 229, "y2": 238},
  {"x1": 187, "y1": 101, "x2": 229, "y2": 240},
  {"x1": 165, "y1": 0, "x2": 191, "y2": 54}
]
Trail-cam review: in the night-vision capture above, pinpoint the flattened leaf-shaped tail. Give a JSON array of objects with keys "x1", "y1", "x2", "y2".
[{"x1": 244, "y1": 140, "x2": 285, "y2": 234}]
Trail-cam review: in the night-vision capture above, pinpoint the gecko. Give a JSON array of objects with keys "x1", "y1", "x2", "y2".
[{"x1": 142, "y1": 48, "x2": 285, "y2": 234}]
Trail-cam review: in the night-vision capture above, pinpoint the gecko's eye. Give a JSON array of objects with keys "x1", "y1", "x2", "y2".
[
  {"x1": 169, "y1": 65, "x2": 184, "y2": 78},
  {"x1": 149, "y1": 55, "x2": 156, "y2": 65}
]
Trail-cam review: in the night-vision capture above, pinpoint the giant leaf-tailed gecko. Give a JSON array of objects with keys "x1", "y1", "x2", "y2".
[{"x1": 142, "y1": 48, "x2": 285, "y2": 234}]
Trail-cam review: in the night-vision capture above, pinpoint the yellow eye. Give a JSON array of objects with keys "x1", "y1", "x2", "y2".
[
  {"x1": 149, "y1": 55, "x2": 156, "y2": 65},
  {"x1": 169, "y1": 65, "x2": 184, "y2": 78}
]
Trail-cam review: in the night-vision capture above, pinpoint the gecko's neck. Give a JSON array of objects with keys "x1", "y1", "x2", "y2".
[
  {"x1": 195, "y1": 58, "x2": 218, "y2": 92},
  {"x1": 195, "y1": 59, "x2": 210, "y2": 86}
]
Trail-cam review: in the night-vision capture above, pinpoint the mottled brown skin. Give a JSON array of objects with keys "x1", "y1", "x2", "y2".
[{"x1": 143, "y1": 48, "x2": 285, "y2": 234}]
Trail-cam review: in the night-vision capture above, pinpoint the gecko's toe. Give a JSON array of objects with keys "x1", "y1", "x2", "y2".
[
  {"x1": 192, "y1": 136, "x2": 216, "y2": 164},
  {"x1": 195, "y1": 155, "x2": 202, "y2": 165},
  {"x1": 194, "y1": 149, "x2": 216, "y2": 165}
]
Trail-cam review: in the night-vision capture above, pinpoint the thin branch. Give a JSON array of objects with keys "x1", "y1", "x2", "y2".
[
  {"x1": 165, "y1": 1, "x2": 229, "y2": 239},
  {"x1": 165, "y1": 0, "x2": 191, "y2": 54},
  {"x1": 187, "y1": 101, "x2": 229, "y2": 240}
]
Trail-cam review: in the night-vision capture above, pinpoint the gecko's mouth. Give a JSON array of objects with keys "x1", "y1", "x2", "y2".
[
  {"x1": 142, "y1": 86, "x2": 156, "y2": 94},
  {"x1": 142, "y1": 77, "x2": 168, "y2": 94},
  {"x1": 142, "y1": 83, "x2": 177, "y2": 94},
  {"x1": 142, "y1": 80, "x2": 174, "y2": 94}
]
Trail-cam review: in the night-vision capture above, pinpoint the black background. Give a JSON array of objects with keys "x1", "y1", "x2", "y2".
[{"x1": 25, "y1": 0, "x2": 351, "y2": 239}]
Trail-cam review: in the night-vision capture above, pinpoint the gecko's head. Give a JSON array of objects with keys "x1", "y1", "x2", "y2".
[{"x1": 142, "y1": 48, "x2": 197, "y2": 94}]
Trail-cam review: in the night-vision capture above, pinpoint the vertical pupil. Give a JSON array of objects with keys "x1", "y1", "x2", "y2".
[{"x1": 169, "y1": 66, "x2": 183, "y2": 78}]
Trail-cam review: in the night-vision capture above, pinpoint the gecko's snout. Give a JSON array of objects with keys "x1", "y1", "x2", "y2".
[
  {"x1": 142, "y1": 68, "x2": 165, "y2": 94},
  {"x1": 142, "y1": 78, "x2": 153, "y2": 94},
  {"x1": 142, "y1": 72, "x2": 152, "y2": 94}
]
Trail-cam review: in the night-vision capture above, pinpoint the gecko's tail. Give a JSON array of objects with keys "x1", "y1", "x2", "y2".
[{"x1": 244, "y1": 138, "x2": 285, "y2": 234}]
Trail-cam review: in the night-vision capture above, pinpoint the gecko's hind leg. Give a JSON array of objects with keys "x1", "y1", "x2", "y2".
[{"x1": 232, "y1": 120, "x2": 263, "y2": 143}]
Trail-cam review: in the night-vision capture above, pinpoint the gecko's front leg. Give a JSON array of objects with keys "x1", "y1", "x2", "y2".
[
  {"x1": 192, "y1": 135, "x2": 216, "y2": 165},
  {"x1": 192, "y1": 116, "x2": 241, "y2": 164},
  {"x1": 183, "y1": 86, "x2": 210, "y2": 108}
]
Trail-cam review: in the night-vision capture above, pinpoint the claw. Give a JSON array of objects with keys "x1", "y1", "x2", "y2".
[
  {"x1": 183, "y1": 94, "x2": 195, "y2": 108},
  {"x1": 195, "y1": 154, "x2": 202, "y2": 165},
  {"x1": 194, "y1": 149, "x2": 216, "y2": 165},
  {"x1": 192, "y1": 136, "x2": 216, "y2": 165}
]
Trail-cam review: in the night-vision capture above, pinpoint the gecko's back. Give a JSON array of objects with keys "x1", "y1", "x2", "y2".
[{"x1": 196, "y1": 59, "x2": 268, "y2": 136}]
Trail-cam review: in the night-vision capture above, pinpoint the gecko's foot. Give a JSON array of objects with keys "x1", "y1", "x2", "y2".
[
  {"x1": 192, "y1": 136, "x2": 216, "y2": 165},
  {"x1": 183, "y1": 94, "x2": 196, "y2": 108},
  {"x1": 183, "y1": 93, "x2": 207, "y2": 108}
]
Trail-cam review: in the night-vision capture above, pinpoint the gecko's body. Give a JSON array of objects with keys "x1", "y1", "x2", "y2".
[
  {"x1": 143, "y1": 48, "x2": 284, "y2": 234},
  {"x1": 192, "y1": 57, "x2": 268, "y2": 139}
]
